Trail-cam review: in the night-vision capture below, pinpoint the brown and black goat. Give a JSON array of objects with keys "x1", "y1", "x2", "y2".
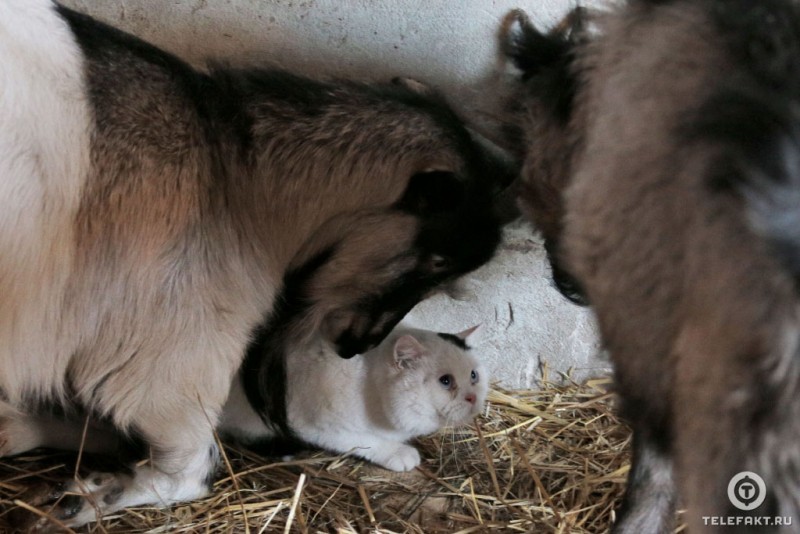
[
  {"x1": 502, "y1": 0, "x2": 800, "y2": 531},
  {"x1": 0, "y1": 1, "x2": 507, "y2": 528}
]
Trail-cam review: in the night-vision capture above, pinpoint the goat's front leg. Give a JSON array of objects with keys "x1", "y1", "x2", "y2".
[
  {"x1": 612, "y1": 428, "x2": 676, "y2": 534},
  {"x1": 15, "y1": 309, "x2": 251, "y2": 530},
  {"x1": 23, "y1": 402, "x2": 222, "y2": 530}
]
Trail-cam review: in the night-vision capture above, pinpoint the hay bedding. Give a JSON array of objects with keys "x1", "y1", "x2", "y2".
[{"x1": 0, "y1": 377, "x2": 675, "y2": 533}]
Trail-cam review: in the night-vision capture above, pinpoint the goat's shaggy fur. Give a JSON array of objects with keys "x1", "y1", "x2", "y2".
[{"x1": 503, "y1": 1, "x2": 800, "y2": 531}]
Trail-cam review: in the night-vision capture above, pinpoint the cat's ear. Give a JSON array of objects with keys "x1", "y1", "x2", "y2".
[
  {"x1": 394, "y1": 334, "x2": 427, "y2": 369},
  {"x1": 456, "y1": 324, "x2": 484, "y2": 346}
]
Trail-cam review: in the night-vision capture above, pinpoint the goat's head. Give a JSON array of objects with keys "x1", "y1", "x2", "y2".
[
  {"x1": 500, "y1": 8, "x2": 589, "y2": 305},
  {"x1": 241, "y1": 208, "x2": 501, "y2": 432},
  {"x1": 282, "y1": 200, "x2": 501, "y2": 358},
  {"x1": 236, "y1": 71, "x2": 516, "y2": 269}
]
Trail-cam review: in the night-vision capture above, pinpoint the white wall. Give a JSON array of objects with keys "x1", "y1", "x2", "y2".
[{"x1": 61, "y1": 0, "x2": 609, "y2": 388}]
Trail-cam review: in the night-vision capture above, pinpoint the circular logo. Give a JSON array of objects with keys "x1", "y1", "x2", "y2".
[{"x1": 728, "y1": 471, "x2": 767, "y2": 511}]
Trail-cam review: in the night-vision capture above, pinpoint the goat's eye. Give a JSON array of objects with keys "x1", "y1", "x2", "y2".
[
  {"x1": 439, "y1": 374, "x2": 453, "y2": 388},
  {"x1": 430, "y1": 255, "x2": 450, "y2": 271},
  {"x1": 471, "y1": 370, "x2": 479, "y2": 384}
]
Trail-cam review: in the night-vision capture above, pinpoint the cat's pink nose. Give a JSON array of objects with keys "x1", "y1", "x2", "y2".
[{"x1": 465, "y1": 393, "x2": 476, "y2": 405}]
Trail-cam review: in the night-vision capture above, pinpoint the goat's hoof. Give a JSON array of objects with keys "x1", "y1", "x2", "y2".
[{"x1": 6, "y1": 481, "x2": 71, "y2": 532}]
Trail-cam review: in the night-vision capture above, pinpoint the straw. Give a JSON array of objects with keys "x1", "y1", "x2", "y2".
[{"x1": 0, "y1": 378, "x2": 685, "y2": 533}]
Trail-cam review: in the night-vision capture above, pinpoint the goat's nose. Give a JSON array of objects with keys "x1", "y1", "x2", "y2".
[{"x1": 465, "y1": 393, "x2": 476, "y2": 405}]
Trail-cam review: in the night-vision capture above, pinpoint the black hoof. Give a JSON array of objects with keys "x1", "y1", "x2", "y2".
[{"x1": 55, "y1": 494, "x2": 84, "y2": 520}]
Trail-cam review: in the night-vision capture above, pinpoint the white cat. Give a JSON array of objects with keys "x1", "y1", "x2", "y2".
[{"x1": 220, "y1": 325, "x2": 487, "y2": 471}]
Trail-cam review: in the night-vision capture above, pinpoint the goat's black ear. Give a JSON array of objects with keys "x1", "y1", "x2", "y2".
[
  {"x1": 500, "y1": 9, "x2": 575, "y2": 77},
  {"x1": 396, "y1": 170, "x2": 465, "y2": 215},
  {"x1": 325, "y1": 307, "x2": 410, "y2": 359}
]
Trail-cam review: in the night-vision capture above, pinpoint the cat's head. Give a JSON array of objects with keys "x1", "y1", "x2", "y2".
[{"x1": 379, "y1": 325, "x2": 488, "y2": 436}]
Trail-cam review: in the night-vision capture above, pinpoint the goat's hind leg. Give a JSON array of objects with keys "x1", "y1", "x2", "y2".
[{"x1": 0, "y1": 411, "x2": 122, "y2": 457}]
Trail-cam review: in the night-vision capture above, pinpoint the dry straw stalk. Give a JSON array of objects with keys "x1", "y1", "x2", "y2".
[{"x1": 1, "y1": 377, "x2": 685, "y2": 533}]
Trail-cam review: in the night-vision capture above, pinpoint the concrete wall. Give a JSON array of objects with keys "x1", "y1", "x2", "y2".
[{"x1": 61, "y1": 0, "x2": 609, "y2": 388}]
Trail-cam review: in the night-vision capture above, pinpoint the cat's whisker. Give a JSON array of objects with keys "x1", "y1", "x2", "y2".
[{"x1": 449, "y1": 424, "x2": 462, "y2": 472}]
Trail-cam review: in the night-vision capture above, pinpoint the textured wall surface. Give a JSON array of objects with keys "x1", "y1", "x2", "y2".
[{"x1": 61, "y1": 0, "x2": 609, "y2": 387}]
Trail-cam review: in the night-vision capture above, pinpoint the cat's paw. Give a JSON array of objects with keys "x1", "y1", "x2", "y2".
[{"x1": 375, "y1": 444, "x2": 421, "y2": 472}]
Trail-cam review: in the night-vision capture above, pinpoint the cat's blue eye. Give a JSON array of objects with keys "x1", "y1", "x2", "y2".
[
  {"x1": 439, "y1": 374, "x2": 453, "y2": 388},
  {"x1": 471, "y1": 370, "x2": 479, "y2": 384}
]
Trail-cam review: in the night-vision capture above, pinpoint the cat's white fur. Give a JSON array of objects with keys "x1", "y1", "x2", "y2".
[{"x1": 220, "y1": 326, "x2": 488, "y2": 471}]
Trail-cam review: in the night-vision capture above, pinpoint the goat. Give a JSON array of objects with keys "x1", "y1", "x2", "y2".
[
  {"x1": 0, "y1": 1, "x2": 506, "y2": 527},
  {"x1": 502, "y1": 1, "x2": 800, "y2": 531}
]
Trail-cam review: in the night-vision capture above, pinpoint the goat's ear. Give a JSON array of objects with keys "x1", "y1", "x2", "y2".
[
  {"x1": 500, "y1": 9, "x2": 573, "y2": 76},
  {"x1": 394, "y1": 334, "x2": 427, "y2": 369},
  {"x1": 396, "y1": 170, "x2": 464, "y2": 215},
  {"x1": 392, "y1": 77, "x2": 438, "y2": 98}
]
